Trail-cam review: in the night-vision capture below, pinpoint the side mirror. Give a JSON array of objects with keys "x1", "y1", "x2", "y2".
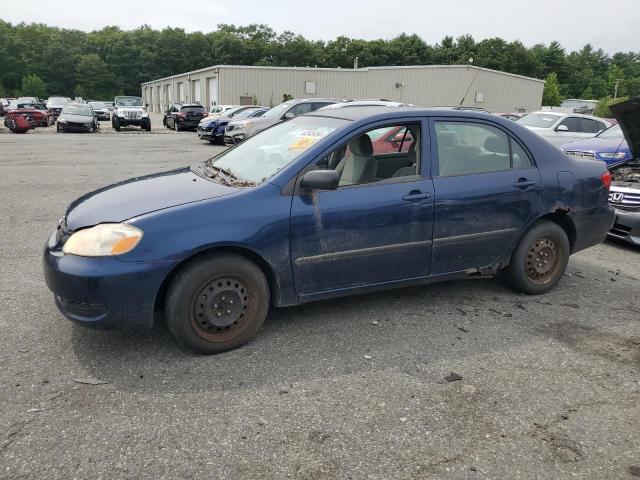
[
  {"x1": 300, "y1": 170, "x2": 340, "y2": 191},
  {"x1": 283, "y1": 112, "x2": 295, "y2": 120},
  {"x1": 556, "y1": 124, "x2": 569, "y2": 132},
  {"x1": 392, "y1": 132, "x2": 412, "y2": 143}
]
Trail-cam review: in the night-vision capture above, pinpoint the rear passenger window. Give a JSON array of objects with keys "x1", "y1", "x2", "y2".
[
  {"x1": 578, "y1": 118, "x2": 599, "y2": 133},
  {"x1": 559, "y1": 117, "x2": 579, "y2": 132},
  {"x1": 435, "y1": 121, "x2": 532, "y2": 176}
]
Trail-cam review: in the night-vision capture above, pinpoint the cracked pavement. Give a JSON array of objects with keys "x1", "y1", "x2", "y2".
[{"x1": 1, "y1": 132, "x2": 639, "y2": 479}]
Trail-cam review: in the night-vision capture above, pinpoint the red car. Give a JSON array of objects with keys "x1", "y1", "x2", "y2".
[{"x1": 4, "y1": 102, "x2": 55, "y2": 131}]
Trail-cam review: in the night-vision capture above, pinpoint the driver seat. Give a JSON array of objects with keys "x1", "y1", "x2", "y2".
[{"x1": 336, "y1": 134, "x2": 377, "y2": 186}]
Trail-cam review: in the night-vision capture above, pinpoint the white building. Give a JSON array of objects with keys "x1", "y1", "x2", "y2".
[{"x1": 142, "y1": 64, "x2": 544, "y2": 114}]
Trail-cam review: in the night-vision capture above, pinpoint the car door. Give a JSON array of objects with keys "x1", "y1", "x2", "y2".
[
  {"x1": 429, "y1": 118, "x2": 541, "y2": 275},
  {"x1": 290, "y1": 120, "x2": 435, "y2": 294}
]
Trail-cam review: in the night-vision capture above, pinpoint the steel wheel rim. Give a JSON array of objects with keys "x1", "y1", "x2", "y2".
[
  {"x1": 191, "y1": 275, "x2": 251, "y2": 342},
  {"x1": 525, "y1": 235, "x2": 560, "y2": 285}
]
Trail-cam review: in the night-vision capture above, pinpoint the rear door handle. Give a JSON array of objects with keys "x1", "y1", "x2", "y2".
[
  {"x1": 403, "y1": 190, "x2": 431, "y2": 201},
  {"x1": 513, "y1": 178, "x2": 537, "y2": 189}
]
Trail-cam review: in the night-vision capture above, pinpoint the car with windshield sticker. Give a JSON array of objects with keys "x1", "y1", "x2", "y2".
[{"x1": 43, "y1": 107, "x2": 614, "y2": 354}]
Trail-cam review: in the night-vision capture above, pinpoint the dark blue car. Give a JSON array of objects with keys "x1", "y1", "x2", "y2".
[
  {"x1": 197, "y1": 106, "x2": 267, "y2": 144},
  {"x1": 43, "y1": 107, "x2": 614, "y2": 353},
  {"x1": 561, "y1": 123, "x2": 632, "y2": 166}
]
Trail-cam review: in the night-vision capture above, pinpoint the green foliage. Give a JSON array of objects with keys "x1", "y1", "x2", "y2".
[
  {"x1": 542, "y1": 73, "x2": 562, "y2": 106},
  {"x1": 282, "y1": 93, "x2": 293, "y2": 102},
  {"x1": 20, "y1": 74, "x2": 47, "y2": 98},
  {"x1": 595, "y1": 96, "x2": 629, "y2": 118},
  {"x1": 0, "y1": 19, "x2": 639, "y2": 101}
]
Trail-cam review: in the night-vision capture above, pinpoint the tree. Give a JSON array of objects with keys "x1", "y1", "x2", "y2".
[
  {"x1": 542, "y1": 73, "x2": 562, "y2": 106},
  {"x1": 20, "y1": 74, "x2": 47, "y2": 98},
  {"x1": 595, "y1": 96, "x2": 629, "y2": 118}
]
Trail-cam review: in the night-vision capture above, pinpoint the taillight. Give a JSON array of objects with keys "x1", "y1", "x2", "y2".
[{"x1": 601, "y1": 171, "x2": 612, "y2": 189}]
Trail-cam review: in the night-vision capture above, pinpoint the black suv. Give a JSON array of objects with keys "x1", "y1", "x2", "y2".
[{"x1": 163, "y1": 104, "x2": 208, "y2": 132}]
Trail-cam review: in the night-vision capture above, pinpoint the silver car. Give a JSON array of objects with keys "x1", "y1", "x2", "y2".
[
  {"x1": 224, "y1": 98, "x2": 341, "y2": 144},
  {"x1": 517, "y1": 111, "x2": 612, "y2": 147}
]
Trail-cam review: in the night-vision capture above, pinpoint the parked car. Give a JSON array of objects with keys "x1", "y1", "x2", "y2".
[
  {"x1": 560, "y1": 124, "x2": 632, "y2": 166},
  {"x1": 88, "y1": 101, "x2": 111, "y2": 121},
  {"x1": 163, "y1": 103, "x2": 208, "y2": 131},
  {"x1": 112, "y1": 96, "x2": 151, "y2": 132},
  {"x1": 4, "y1": 101, "x2": 54, "y2": 128},
  {"x1": 223, "y1": 98, "x2": 341, "y2": 144},
  {"x1": 197, "y1": 106, "x2": 267, "y2": 144},
  {"x1": 0, "y1": 98, "x2": 12, "y2": 116},
  {"x1": 56, "y1": 103, "x2": 99, "y2": 133},
  {"x1": 607, "y1": 98, "x2": 640, "y2": 246},
  {"x1": 46, "y1": 97, "x2": 72, "y2": 118},
  {"x1": 43, "y1": 107, "x2": 614, "y2": 354},
  {"x1": 517, "y1": 111, "x2": 612, "y2": 147}
]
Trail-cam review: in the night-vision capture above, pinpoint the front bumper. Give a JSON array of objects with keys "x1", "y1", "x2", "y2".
[
  {"x1": 224, "y1": 133, "x2": 245, "y2": 144},
  {"x1": 58, "y1": 122, "x2": 92, "y2": 133},
  {"x1": 43, "y1": 230, "x2": 177, "y2": 330},
  {"x1": 116, "y1": 116, "x2": 149, "y2": 127},
  {"x1": 608, "y1": 208, "x2": 640, "y2": 246}
]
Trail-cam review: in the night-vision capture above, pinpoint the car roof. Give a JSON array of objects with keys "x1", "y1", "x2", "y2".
[{"x1": 306, "y1": 106, "x2": 498, "y2": 122}]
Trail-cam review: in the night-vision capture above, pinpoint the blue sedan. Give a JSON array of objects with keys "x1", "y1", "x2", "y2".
[
  {"x1": 43, "y1": 107, "x2": 614, "y2": 353},
  {"x1": 561, "y1": 123, "x2": 632, "y2": 166}
]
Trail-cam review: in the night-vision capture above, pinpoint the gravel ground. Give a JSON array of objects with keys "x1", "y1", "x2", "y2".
[{"x1": 0, "y1": 131, "x2": 639, "y2": 480}]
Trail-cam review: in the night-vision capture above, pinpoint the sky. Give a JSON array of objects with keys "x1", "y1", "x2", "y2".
[{"x1": 2, "y1": 0, "x2": 639, "y2": 54}]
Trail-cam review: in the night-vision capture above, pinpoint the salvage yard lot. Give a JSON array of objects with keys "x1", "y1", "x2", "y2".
[{"x1": 1, "y1": 132, "x2": 639, "y2": 479}]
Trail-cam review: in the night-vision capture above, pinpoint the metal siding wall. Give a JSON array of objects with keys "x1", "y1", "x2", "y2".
[{"x1": 142, "y1": 66, "x2": 543, "y2": 113}]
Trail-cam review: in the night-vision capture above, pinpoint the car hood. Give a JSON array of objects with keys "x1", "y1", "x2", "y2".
[
  {"x1": 560, "y1": 136, "x2": 628, "y2": 153},
  {"x1": 59, "y1": 113, "x2": 93, "y2": 123},
  {"x1": 611, "y1": 98, "x2": 640, "y2": 161},
  {"x1": 233, "y1": 116, "x2": 278, "y2": 128},
  {"x1": 64, "y1": 167, "x2": 240, "y2": 230}
]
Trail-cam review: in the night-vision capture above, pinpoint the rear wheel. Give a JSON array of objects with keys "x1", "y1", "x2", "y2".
[
  {"x1": 166, "y1": 253, "x2": 270, "y2": 354},
  {"x1": 502, "y1": 221, "x2": 570, "y2": 295}
]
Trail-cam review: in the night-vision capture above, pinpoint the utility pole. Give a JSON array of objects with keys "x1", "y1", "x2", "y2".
[{"x1": 614, "y1": 79, "x2": 621, "y2": 99}]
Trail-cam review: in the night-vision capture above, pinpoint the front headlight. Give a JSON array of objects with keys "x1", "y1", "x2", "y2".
[
  {"x1": 58, "y1": 118, "x2": 67, "y2": 124},
  {"x1": 599, "y1": 152, "x2": 627, "y2": 159},
  {"x1": 63, "y1": 223, "x2": 143, "y2": 257}
]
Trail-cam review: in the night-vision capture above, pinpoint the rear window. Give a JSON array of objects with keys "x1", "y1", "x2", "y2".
[{"x1": 181, "y1": 106, "x2": 206, "y2": 113}]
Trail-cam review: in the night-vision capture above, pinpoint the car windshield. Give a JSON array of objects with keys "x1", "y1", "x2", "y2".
[
  {"x1": 228, "y1": 108, "x2": 261, "y2": 120},
  {"x1": 596, "y1": 124, "x2": 623, "y2": 139},
  {"x1": 115, "y1": 97, "x2": 143, "y2": 107},
  {"x1": 203, "y1": 116, "x2": 347, "y2": 185},
  {"x1": 62, "y1": 105, "x2": 93, "y2": 116},
  {"x1": 89, "y1": 102, "x2": 108, "y2": 109},
  {"x1": 181, "y1": 105, "x2": 206, "y2": 113},
  {"x1": 262, "y1": 102, "x2": 293, "y2": 118},
  {"x1": 18, "y1": 103, "x2": 46, "y2": 110},
  {"x1": 517, "y1": 112, "x2": 562, "y2": 128},
  {"x1": 48, "y1": 98, "x2": 69, "y2": 107}
]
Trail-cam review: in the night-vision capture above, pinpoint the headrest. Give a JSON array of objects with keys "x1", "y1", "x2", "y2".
[
  {"x1": 437, "y1": 131, "x2": 461, "y2": 148},
  {"x1": 484, "y1": 135, "x2": 509, "y2": 155},
  {"x1": 349, "y1": 134, "x2": 373, "y2": 156}
]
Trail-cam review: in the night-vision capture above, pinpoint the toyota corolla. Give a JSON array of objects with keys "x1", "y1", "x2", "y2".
[{"x1": 43, "y1": 107, "x2": 614, "y2": 354}]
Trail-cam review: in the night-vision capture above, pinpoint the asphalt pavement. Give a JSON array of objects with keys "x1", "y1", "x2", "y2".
[{"x1": 0, "y1": 129, "x2": 639, "y2": 480}]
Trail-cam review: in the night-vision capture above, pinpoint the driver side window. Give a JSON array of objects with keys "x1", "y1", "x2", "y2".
[{"x1": 313, "y1": 123, "x2": 421, "y2": 187}]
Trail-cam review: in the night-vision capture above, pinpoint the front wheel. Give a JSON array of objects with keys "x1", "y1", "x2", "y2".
[
  {"x1": 166, "y1": 253, "x2": 270, "y2": 354},
  {"x1": 174, "y1": 121, "x2": 180, "y2": 132},
  {"x1": 502, "y1": 221, "x2": 570, "y2": 295},
  {"x1": 145, "y1": 119, "x2": 151, "y2": 132},
  {"x1": 113, "y1": 117, "x2": 120, "y2": 132}
]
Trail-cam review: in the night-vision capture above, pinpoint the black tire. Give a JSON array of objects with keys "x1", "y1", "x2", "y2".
[
  {"x1": 502, "y1": 221, "x2": 570, "y2": 295},
  {"x1": 145, "y1": 119, "x2": 151, "y2": 132},
  {"x1": 166, "y1": 253, "x2": 270, "y2": 354},
  {"x1": 113, "y1": 117, "x2": 120, "y2": 132},
  {"x1": 174, "y1": 121, "x2": 180, "y2": 132},
  {"x1": 56, "y1": 123, "x2": 62, "y2": 133}
]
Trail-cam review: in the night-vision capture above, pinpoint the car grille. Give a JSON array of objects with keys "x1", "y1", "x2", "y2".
[
  {"x1": 57, "y1": 297, "x2": 108, "y2": 317},
  {"x1": 609, "y1": 190, "x2": 640, "y2": 209},
  {"x1": 565, "y1": 151, "x2": 595, "y2": 159},
  {"x1": 67, "y1": 122, "x2": 89, "y2": 128},
  {"x1": 124, "y1": 110, "x2": 141, "y2": 119}
]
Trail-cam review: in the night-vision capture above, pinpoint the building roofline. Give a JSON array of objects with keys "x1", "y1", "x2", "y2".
[{"x1": 140, "y1": 64, "x2": 544, "y2": 86}]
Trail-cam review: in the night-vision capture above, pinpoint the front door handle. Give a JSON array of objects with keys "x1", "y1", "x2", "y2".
[
  {"x1": 513, "y1": 178, "x2": 537, "y2": 189},
  {"x1": 403, "y1": 190, "x2": 431, "y2": 201}
]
